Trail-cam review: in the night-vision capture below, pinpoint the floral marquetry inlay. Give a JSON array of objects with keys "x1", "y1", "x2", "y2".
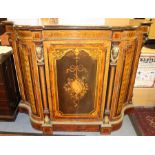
[
  {"x1": 64, "y1": 64, "x2": 89, "y2": 108},
  {"x1": 61, "y1": 48, "x2": 90, "y2": 108},
  {"x1": 52, "y1": 48, "x2": 101, "y2": 60}
]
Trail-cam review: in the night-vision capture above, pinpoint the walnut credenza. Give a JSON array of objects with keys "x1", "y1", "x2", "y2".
[{"x1": 3, "y1": 22, "x2": 143, "y2": 134}]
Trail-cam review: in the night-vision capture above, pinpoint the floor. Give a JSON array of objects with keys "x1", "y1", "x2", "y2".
[{"x1": 0, "y1": 113, "x2": 137, "y2": 136}]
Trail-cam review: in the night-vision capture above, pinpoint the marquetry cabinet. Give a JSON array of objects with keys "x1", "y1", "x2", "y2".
[{"x1": 3, "y1": 22, "x2": 143, "y2": 134}]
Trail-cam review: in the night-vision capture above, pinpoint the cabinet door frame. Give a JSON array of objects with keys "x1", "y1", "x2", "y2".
[{"x1": 44, "y1": 40, "x2": 111, "y2": 120}]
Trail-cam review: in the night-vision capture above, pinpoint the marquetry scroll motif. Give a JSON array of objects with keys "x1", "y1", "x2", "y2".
[
  {"x1": 52, "y1": 48, "x2": 99, "y2": 60},
  {"x1": 63, "y1": 49, "x2": 89, "y2": 108}
]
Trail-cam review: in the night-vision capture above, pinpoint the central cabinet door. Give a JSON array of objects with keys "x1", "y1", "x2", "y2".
[{"x1": 44, "y1": 41, "x2": 110, "y2": 120}]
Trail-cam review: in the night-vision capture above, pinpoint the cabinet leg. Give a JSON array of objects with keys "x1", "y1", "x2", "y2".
[
  {"x1": 100, "y1": 114, "x2": 112, "y2": 135},
  {"x1": 100, "y1": 126, "x2": 112, "y2": 135},
  {"x1": 42, "y1": 125, "x2": 53, "y2": 135}
]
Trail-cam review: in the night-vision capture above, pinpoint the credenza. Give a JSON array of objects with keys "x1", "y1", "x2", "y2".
[{"x1": 3, "y1": 21, "x2": 143, "y2": 134}]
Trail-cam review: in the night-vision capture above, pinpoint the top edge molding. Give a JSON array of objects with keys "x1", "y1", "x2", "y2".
[{"x1": 13, "y1": 25, "x2": 140, "y2": 31}]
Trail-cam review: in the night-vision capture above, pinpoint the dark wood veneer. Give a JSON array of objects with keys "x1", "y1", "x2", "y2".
[{"x1": 0, "y1": 52, "x2": 20, "y2": 120}]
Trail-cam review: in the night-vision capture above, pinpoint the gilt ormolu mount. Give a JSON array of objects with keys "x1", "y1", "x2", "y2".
[{"x1": 3, "y1": 22, "x2": 143, "y2": 134}]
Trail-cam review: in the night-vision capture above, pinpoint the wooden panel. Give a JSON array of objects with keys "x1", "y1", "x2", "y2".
[
  {"x1": 0, "y1": 84, "x2": 7, "y2": 90},
  {"x1": 43, "y1": 30, "x2": 111, "y2": 40},
  {"x1": 110, "y1": 42, "x2": 126, "y2": 118},
  {"x1": 0, "y1": 50, "x2": 20, "y2": 119},
  {"x1": 127, "y1": 30, "x2": 143, "y2": 102},
  {"x1": 0, "y1": 66, "x2": 4, "y2": 83},
  {"x1": 117, "y1": 41, "x2": 136, "y2": 114},
  {"x1": 106, "y1": 66, "x2": 116, "y2": 111},
  {"x1": 53, "y1": 124, "x2": 100, "y2": 132},
  {"x1": 38, "y1": 66, "x2": 48, "y2": 112},
  {"x1": 0, "y1": 91, "x2": 8, "y2": 100},
  {"x1": 45, "y1": 41, "x2": 109, "y2": 119},
  {"x1": 0, "y1": 107, "x2": 10, "y2": 115},
  {"x1": 3, "y1": 56, "x2": 20, "y2": 105},
  {"x1": 12, "y1": 33, "x2": 26, "y2": 101},
  {"x1": 30, "y1": 43, "x2": 44, "y2": 118},
  {"x1": 0, "y1": 100, "x2": 9, "y2": 106},
  {"x1": 16, "y1": 30, "x2": 32, "y2": 40},
  {"x1": 18, "y1": 43, "x2": 37, "y2": 114}
]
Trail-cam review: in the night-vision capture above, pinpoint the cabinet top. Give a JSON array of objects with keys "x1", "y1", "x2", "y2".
[
  {"x1": 2, "y1": 21, "x2": 151, "y2": 31},
  {"x1": 13, "y1": 25, "x2": 139, "y2": 31}
]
